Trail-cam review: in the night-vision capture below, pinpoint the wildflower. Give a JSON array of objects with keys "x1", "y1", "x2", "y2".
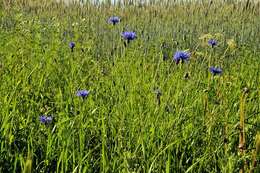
[
  {"x1": 108, "y1": 16, "x2": 120, "y2": 25},
  {"x1": 69, "y1": 42, "x2": 75, "y2": 52},
  {"x1": 214, "y1": 33, "x2": 224, "y2": 40},
  {"x1": 199, "y1": 33, "x2": 222, "y2": 47},
  {"x1": 121, "y1": 31, "x2": 137, "y2": 43},
  {"x1": 199, "y1": 33, "x2": 213, "y2": 40},
  {"x1": 209, "y1": 66, "x2": 222, "y2": 75},
  {"x1": 173, "y1": 51, "x2": 190, "y2": 64},
  {"x1": 76, "y1": 90, "x2": 90, "y2": 99},
  {"x1": 39, "y1": 115, "x2": 53, "y2": 124},
  {"x1": 227, "y1": 39, "x2": 237, "y2": 50},
  {"x1": 208, "y1": 39, "x2": 217, "y2": 48}
]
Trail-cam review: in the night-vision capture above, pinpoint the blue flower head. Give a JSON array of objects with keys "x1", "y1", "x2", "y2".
[
  {"x1": 108, "y1": 16, "x2": 120, "y2": 25},
  {"x1": 39, "y1": 115, "x2": 53, "y2": 124},
  {"x1": 173, "y1": 51, "x2": 190, "y2": 64},
  {"x1": 121, "y1": 31, "x2": 137, "y2": 43},
  {"x1": 69, "y1": 42, "x2": 75, "y2": 51},
  {"x1": 208, "y1": 39, "x2": 217, "y2": 48},
  {"x1": 76, "y1": 90, "x2": 90, "y2": 99},
  {"x1": 209, "y1": 66, "x2": 222, "y2": 75}
]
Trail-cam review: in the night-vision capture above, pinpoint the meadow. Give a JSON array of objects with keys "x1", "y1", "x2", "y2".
[{"x1": 0, "y1": 0, "x2": 260, "y2": 172}]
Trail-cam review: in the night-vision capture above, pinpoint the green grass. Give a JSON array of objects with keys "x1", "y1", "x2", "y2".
[{"x1": 0, "y1": 0, "x2": 260, "y2": 172}]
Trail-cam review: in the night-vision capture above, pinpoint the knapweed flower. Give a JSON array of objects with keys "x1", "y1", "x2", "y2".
[
  {"x1": 76, "y1": 90, "x2": 90, "y2": 99},
  {"x1": 108, "y1": 16, "x2": 120, "y2": 25},
  {"x1": 209, "y1": 66, "x2": 222, "y2": 75},
  {"x1": 208, "y1": 39, "x2": 217, "y2": 48},
  {"x1": 121, "y1": 31, "x2": 137, "y2": 43},
  {"x1": 173, "y1": 51, "x2": 190, "y2": 64},
  {"x1": 39, "y1": 115, "x2": 53, "y2": 124},
  {"x1": 69, "y1": 41, "x2": 75, "y2": 52}
]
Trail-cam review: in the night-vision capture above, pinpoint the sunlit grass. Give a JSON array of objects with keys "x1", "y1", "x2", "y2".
[{"x1": 0, "y1": 0, "x2": 259, "y2": 172}]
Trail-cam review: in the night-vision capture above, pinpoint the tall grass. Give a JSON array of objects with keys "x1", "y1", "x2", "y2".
[{"x1": 0, "y1": 0, "x2": 259, "y2": 172}]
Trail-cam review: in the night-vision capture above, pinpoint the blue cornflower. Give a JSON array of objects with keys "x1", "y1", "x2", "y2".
[
  {"x1": 108, "y1": 16, "x2": 120, "y2": 25},
  {"x1": 69, "y1": 42, "x2": 75, "y2": 52},
  {"x1": 121, "y1": 31, "x2": 137, "y2": 43},
  {"x1": 76, "y1": 90, "x2": 90, "y2": 99},
  {"x1": 209, "y1": 66, "x2": 222, "y2": 75},
  {"x1": 208, "y1": 39, "x2": 217, "y2": 48},
  {"x1": 39, "y1": 115, "x2": 53, "y2": 124},
  {"x1": 173, "y1": 51, "x2": 191, "y2": 64}
]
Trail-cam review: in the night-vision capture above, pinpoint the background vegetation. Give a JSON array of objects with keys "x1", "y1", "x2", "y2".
[{"x1": 0, "y1": 0, "x2": 259, "y2": 172}]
